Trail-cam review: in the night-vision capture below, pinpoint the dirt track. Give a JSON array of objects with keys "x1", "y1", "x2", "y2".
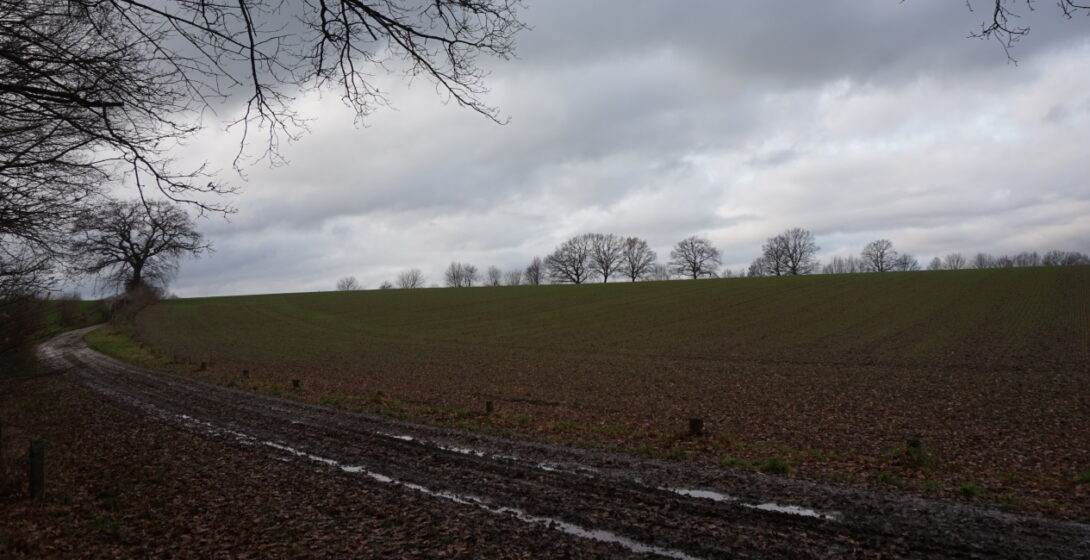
[{"x1": 39, "y1": 327, "x2": 1090, "y2": 558}]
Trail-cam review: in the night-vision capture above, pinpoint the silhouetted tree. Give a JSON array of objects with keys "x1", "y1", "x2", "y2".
[
  {"x1": 444, "y1": 262, "x2": 480, "y2": 287},
  {"x1": 0, "y1": 0, "x2": 525, "y2": 300},
  {"x1": 379, "y1": 280, "x2": 394, "y2": 290},
  {"x1": 524, "y1": 257, "x2": 544, "y2": 286},
  {"x1": 1042, "y1": 250, "x2": 1090, "y2": 266},
  {"x1": 944, "y1": 253, "x2": 966, "y2": 270},
  {"x1": 648, "y1": 263, "x2": 672, "y2": 281},
  {"x1": 861, "y1": 239, "x2": 898, "y2": 273},
  {"x1": 822, "y1": 255, "x2": 865, "y2": 275},
  {"x1": 504, "y1": 270, "x2": 523, "y2": 286},
  {"x1": 588, "y1": 233, "x2": 624, "y2": 283},
  {"x1": 486, "y1": 266, "x2": 503, "y2": 287},
  {"x1": 1013, "y1": 251, "x2": 1041, "y2": 267},
  {"x1": 972, "y1": 253, "x2": 997, "y2": 269},
  {"x1": 669, "y1": 236, "x2": 721, "y2": 279},
  {"x1": 546, "y1": 234, "x2": 593, "y2": 284},
  {"x1": 69, "y1": 199, "x2": 208, "y2": 291},
  {"x1": 927, "y1": 256, "x2": 944, "y2": 271},
  {"x1": 760, "y1": 228, "x2": 820, "y2": 276},
  {"x1": 336, "y1": 276, "x2": 362, "y2": 291},
  {"x1": 620, "y1": 237, "x2": 657, "y2": 282},
  {"x1": 397, "y1": 268, "x2": 425, "y2": 289},
  {"x1": 894, "y1": 254, "x2": 921, "y2": 272}
]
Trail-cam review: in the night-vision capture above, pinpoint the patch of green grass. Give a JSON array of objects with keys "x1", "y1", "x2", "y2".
[
  {"x1": 919, "y1": 479, "x2": 943, "y2": 491},
  {"x1": 85, "y1": 326, "x2": 174, "y2": 371},
  {"x1": 719, "y1": 455, "x2": 751, "y2": 468},
  {"x1": 760, "y1": 457, "x2": 790, "y2": 474},
  {"x1": 596, "y1": 424, "x2": 631, "y2": 436},
  {"x1": 514, "y1": 413, "x2": 533, "y2": 427},
  {"x1": 1075, "y1": 468, "x2": 1090, "y2": 484},
  {"x1": 665, "y1": 447, "x2": 692, "y2": 460},
  {"x1": 876, "y1": 471, "x2": 903, "y2": 487},
  {"x1": 551, "y1": 420, "x2": 579, "y2": 433},
  {"x1": 633, "y1": 444, "x2": 655, "y2": 456},
  {"x1": 959, "y1": 481, "x2": 984, "y2": 499}
]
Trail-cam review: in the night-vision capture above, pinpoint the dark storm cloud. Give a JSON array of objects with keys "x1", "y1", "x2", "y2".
[{"x1": 158, "y1": 1, "x2": 1090, "y2": 296}]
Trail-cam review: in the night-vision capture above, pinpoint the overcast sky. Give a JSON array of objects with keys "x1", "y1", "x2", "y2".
[{"x1": 149, "y1": 1, "x2": 1089, "y2": 297}]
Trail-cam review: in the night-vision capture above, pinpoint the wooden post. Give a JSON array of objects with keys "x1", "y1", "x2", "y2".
[
  {"x1": 292, "y1": 379, "x2": 300, "y2": 389},
  {"x1": 242, "y1": 369, "x2": 249, "y2": 378},
  {"x1": 29, "y1": 440, "x2": 44, "y2": 500},
  {"x1": 197, "y1": 361, "x2": 207, "y2": 372},
  {"x1": 688, "y1": 418, "x2": 704, "y2": 437},
  {"x1": 486, "y1": 401, "x2": 494, "y2": 415}
]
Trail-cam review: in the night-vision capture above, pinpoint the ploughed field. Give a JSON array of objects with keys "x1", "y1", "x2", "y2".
[{"x1": 126, "y1": 266, "x2": 1090, "y2": 519}]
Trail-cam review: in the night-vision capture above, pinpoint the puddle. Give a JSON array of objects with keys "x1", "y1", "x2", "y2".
[
  {"x1": 259, "y1": 439, "x2": 700, "y2": 559},
  {"x1": 173, "y1": 414, "x2": 699, "y2": 559},
  {"x1": 665, "y1": 487, "x2": 840, "y2": 521}
]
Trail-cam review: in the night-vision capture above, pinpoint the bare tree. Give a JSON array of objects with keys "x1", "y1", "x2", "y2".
[
  {"x1": 1013, "y1": 251, "x2": 1041, "y2": 267},
  {"x1": 748, "y1": 256, "x2": 773, "y2": 277},
  {"x1": 379, "y1": 280, "x2": 394, "y2": 290},
  {"x1": 822, "y1": 255, "x2": 865, "y2": 275},
  {"x1": 503, "y1": 270, "x2": 522, "y2": 286},
  {"x1": 486, "y1": 265, "x2": 503, "y2": 287},
  {"x1": 397, "y1": 268, "x2": 425, "y2": 289},
  {"x1": 1043, "y1": 250, "x2": 1090, "y2": 266},
  {"x1": 69, "y1": 199, "x2": 208, "y2": 291},
  {"x1": 444, "y1": 262, "x2": 480, "y2": 288},
  {"x1": 861, "y1": 239, "x2": 898, "y2": 273},
  {"x1": 944, "y1": 253, "x2": 967, "y2": 270},
  {"x1": 760, "y1": 228, "x2": 820, "y2": 276},
  {"x1": 587, "y1": 233, "x2": 624, "y2": 283},
  {"x1": 336, "y1": 276, "x2": 362, "y2": 291},
  {"x1": 546, "y1": 234, "x2": 593, "y2": 284},
  {"x1": 972, "y1": 1, "x2": 1090, "y2": 60},
  {"x1": 620, "y1": 237, "x2": 657, "y2": 282},
  {"x1": 972, "y1": 253, "x2": 997, "y2": 269},
  {"x1": 0, "y1": 0, "x2": 525, "y2": 300},
  {"x1": 648, "y1": 263, "x2": 672, "y2": 281},
  {"x1": 893, "y1": 254, "x2": 921, "y2": 272},
  {"x1": 524, "y1": 257, "x2": 544, "y2": 286},
  {"x1": 669, "y1": 236, "x2": 721, "y2": 280},
  {"x1": 927, "y1": 256, "x2": 944, "y2": 271},
  {"x1": 995, "y1": 255, "x2": 1014, "y2": 268}
]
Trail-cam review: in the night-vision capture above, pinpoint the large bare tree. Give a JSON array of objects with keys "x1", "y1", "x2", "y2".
[
  {"x1": 546, "y1": 234, "x2": 592, "y2": 284},
  {"x1": 669, "y1": 236, "x2": 721, "y2": 280},
  {"x1": 861, "y1": 239, "x2": 898, "y2": 273},
  {"x1": 397, "y1": 268, "x2": 425, "y2": 289},
  {"x1": 756, "y1": 228, "x2": 819, "y2": 276},
  {"x1": 69, "y1": 199, "x2": 208, "y2": 291},
  {"x1": 444, "y1": 262, "x2": 479, "y2": 288},
  {"x1": 336, "y1": 276, "x2": 361, "y2": 291},
  {"x1": 1, "y1": 0, "x2": 525, "y2": 299},
  {"x1": 620, "y1": 237, "x2": 656, "y2": 282},
  {"x1": 588, "y1": 233, "x2": 624, "y2": 283}
]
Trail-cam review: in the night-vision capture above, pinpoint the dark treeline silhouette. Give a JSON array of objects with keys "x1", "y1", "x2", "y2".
[{"x1": 351, "y1": 229, "x2": 1089, "y2": 290}]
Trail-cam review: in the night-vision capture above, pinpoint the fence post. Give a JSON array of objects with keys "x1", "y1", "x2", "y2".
[
  {"x1": 688, "y1": 418, "x2": 704, "y2": 437},
  {"x1": 29, "y1": 439, "x2": 45, "y2": 500},
  {"x1": 486, "y1": 401, "x2": 494, "y2": 415}
]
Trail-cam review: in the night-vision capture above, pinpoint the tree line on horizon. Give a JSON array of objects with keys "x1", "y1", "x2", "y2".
[{"x1": 336, "y1": 228, "x2": 1090, "y2": 291}]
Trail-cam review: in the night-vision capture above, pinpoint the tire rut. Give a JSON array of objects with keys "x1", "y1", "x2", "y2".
[{"x1": 40, "y1": 327, "x2": 1090, "y2": 559}]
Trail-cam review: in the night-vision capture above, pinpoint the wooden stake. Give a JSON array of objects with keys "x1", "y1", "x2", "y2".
[
  {"x1": 688, "y1": 418, "x2": 704, "y2": 437},
  {"x1": 486, "y1": 401, "x2": 494, "y2": 415}
]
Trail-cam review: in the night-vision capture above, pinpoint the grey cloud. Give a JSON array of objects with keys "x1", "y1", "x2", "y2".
[{"x1": 161, "y1": 1, "x2": 1090, "y2": 297}]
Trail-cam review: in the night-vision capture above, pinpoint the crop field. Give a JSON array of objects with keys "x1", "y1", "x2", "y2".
[{"x1": 120, "y1": 266, "x2": 1090, "y2": 518}]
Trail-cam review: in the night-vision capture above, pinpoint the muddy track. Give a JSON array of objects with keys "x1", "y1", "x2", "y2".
[{"x1": 39, "y1": 328, "x2": 1090, "y2": 559}]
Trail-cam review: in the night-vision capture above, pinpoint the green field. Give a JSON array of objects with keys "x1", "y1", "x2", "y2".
[{"x1": 120, "y1": 267, "x2": 1090, "y2": 518}]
